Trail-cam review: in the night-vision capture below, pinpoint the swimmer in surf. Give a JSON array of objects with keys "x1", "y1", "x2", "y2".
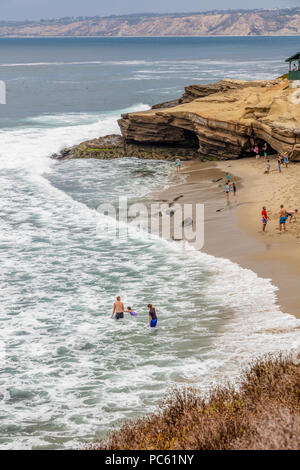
[
  {"x1": 148, "y1": 304, "x2": 157, "y2": 328},
  {"x1": 125, "y1": 307, "x2": 138, "y2": 317},
  {"x1": 112, "y1": 296, "x2": 124, "y2": 320}
]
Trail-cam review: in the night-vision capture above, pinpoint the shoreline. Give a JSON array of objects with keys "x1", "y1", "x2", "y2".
[{"x1": 153, "y1": 158, "x2": 300, "y2": 319}]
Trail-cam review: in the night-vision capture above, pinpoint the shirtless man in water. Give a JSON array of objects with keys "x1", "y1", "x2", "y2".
[
  {"x1": 112, "y1": 296, "x2": 124, "y2": 320},
  {"x1": 279, "y1": 205, "x2": 288, "y2": 232}
]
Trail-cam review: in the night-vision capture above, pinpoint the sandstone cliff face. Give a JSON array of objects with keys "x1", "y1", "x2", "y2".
[
  {"x1": 118, "y1": 79, "x2": 300, "y2": 161},
  {"x1": 53, "y1": 78, "x2": 300, "y2": 162},
  {"x1": 1, "y1": 9, "x2": 300, "y2": 37}
]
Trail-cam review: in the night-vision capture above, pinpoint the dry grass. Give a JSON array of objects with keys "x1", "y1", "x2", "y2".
[{"x1": 90, "y1": 355, "x2": 300, "y2": 450}]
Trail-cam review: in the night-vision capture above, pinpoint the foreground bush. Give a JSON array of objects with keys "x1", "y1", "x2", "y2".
[{"x1": 91, "y1": 355, "x2": 300, "y2": 450}]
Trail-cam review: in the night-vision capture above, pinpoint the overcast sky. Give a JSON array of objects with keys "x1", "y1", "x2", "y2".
[{"x1": 0, "y1": 0, "x2": 298, "y2": 21}]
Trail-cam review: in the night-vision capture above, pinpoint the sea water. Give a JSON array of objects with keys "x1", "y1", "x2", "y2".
[{"x1": 0, "y1": 37, "x2": 299, "y2": 449}]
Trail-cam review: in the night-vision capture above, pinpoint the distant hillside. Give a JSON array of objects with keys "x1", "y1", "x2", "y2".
[{"x1": 1, "y1": 8, "x2": 300, "y2": 37}]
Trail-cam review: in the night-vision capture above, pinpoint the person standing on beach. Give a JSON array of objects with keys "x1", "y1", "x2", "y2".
[
  {"x1": 112, "y1": 296, "x2": 124, "y2": 320},
  {"x1": 226, "y1": 173, "x2": 231, "y2": 183},
  {"x1": 263, "y1": 142, "x2": 268, "y2": 159},
  {"x1": 278, "y1": 156, "x2": 282, "y2": 173},
  {"x1": 148, "y1": 304, "x2": 157, "y2": 328},
  {"x1": 261, "y1": 206, "x2": 270, "y2": 232},
  {"x1": 266, "y1": 160, "x2": 270, "y2": 174},
  {"x1": 175, "y1": 158, "x2": 182, "y2": 174},
  {"x1": 225, "y1": 183, "x2": 230, "y2": 200},
  {"x1": 232, "y1": 182, "x2": 237, "y2": 197},
  {"x1": 283, "y1": 153, "x2": 289, "y2": 168},
  {"x1": 254, "y1": 145, "x2": 259, "y2": 159},
  {"x1": 279, "y1": 205, "x2": 288, "y2": 232}
]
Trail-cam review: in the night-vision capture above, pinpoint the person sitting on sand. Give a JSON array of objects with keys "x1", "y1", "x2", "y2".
[
  {"x1": 261, "y1": 206, "x2": 271, "y2": 232},
  {"x1": 148, "y1": 304, "x2": 157, "y2": 328},
  {"x1": 175, "y1": 158, "x2": 182, "y2": 174},
  {"x1": 125, "y1": 306, "x2": 138, "y2": 317},
  {"x1": 225, "y1": 183, "x2": 230, "y2": 200},
  {"x1": 112, "y1": 296, "x2": 124, "y2": 320},
  {"x1": 279, "y1": 205, "x2": 288, "y2": 232},
  {"x1": 287, "y1": 209, "x2": 298, "y2": 223}
]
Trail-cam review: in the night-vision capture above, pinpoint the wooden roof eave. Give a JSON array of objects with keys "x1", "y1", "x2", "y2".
[{"x1": 285, "y1": 52, "x2": 300, "y2": 62}]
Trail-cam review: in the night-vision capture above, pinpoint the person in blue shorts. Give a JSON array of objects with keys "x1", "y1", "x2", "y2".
[
  {"x1": 279, "y1": 205, "x2": 288, "y2": 232},
  {"x1": 148, "y1": 304, "x2": 157, "y2": 328}
]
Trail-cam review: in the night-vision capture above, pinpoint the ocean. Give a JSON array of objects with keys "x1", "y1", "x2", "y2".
[{"x1": 0, "y1": 36, "x2": 299, "y2": 450}]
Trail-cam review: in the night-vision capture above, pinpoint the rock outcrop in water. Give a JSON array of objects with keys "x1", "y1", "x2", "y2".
[{"x1": 53, "y1": 78, "x2": 300, "y2": 162}]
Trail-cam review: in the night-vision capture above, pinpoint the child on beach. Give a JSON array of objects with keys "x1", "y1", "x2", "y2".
[
  {"x1": 225, "y1": 183, "x2": 230, "y2": 200},
  {"x1": 266, "y1": 160, "x2": 270, "y2": 174},
  {"x1": 283, "y1": 153, "x2": 289, "y2": 168},
  {"x1": 175, "y1": 158, "x2": 182, "y2": 173},
  {"x1": 254, "y1": 145, "x2": 259, "y2": 159},
  {"x1": 261, "y1": 206, "x2": 271, "y2": 232}
]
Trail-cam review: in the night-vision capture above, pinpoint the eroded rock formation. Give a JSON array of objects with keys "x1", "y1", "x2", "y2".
[
  {"x1": 53, "y1": 78, "x2": 300, "y2": 162},
  {"x1": 119, "y1": 78, "x2": 300, "y2": 160}
]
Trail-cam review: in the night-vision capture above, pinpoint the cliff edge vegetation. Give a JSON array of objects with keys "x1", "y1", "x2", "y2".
[{"x1": 90, "y1": 355, "x2": 300, "y2": 450}]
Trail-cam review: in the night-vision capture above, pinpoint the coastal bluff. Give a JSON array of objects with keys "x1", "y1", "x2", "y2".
[{"x1": 53, "y1": 78, "x2": 300, "y2": 161}]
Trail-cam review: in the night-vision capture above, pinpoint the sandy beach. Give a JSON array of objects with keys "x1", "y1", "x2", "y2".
[{"x1": 153, "y1": 156, "x2": 300, "y2": 319}]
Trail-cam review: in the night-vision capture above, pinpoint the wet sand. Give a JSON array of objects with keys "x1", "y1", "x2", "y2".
[{"x1": 152, "y1": 158, "x2": 300, "y2": 319}]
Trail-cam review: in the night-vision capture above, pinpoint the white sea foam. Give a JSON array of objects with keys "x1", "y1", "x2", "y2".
[
  {"x1": 0, "y1": 107, "x2": 299, "y2": 450},
  {"x1": 0, "y1": 58, "x2": 284, "y2": 68}
]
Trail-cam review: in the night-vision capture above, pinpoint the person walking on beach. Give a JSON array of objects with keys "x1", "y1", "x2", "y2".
[
  {"x1": 266, "y1": 160, "x2": 270, "y2": 174},
  {"x1": 261, "y1": 206, "x2": 271, "y2": 232},
  {"x1": 279, "y1": 205, "x2": 288, "y2": 232},
  {"x1": 278, "y1": 155, "x2": 282, "y2": 173},
  {"x1": 175, "y1": 158, "x2": 182, "y2": 174},
  {"x1": 225, "y1": 182, "x2": 230, "y2": 200},
  {"x1": 148, "y1": 304, "x2": 157, "y2": 328},
  {"x1": 112, "y1": 296, "x2": 124, "y2": 320}
]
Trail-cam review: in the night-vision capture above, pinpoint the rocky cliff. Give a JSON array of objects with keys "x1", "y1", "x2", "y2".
[
  {"x1": 1, "y1": 9, "x2": 300, "y2": 37},
  {"x1": 53, "y1": 78, "x2": 300, "y2": 162}
]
